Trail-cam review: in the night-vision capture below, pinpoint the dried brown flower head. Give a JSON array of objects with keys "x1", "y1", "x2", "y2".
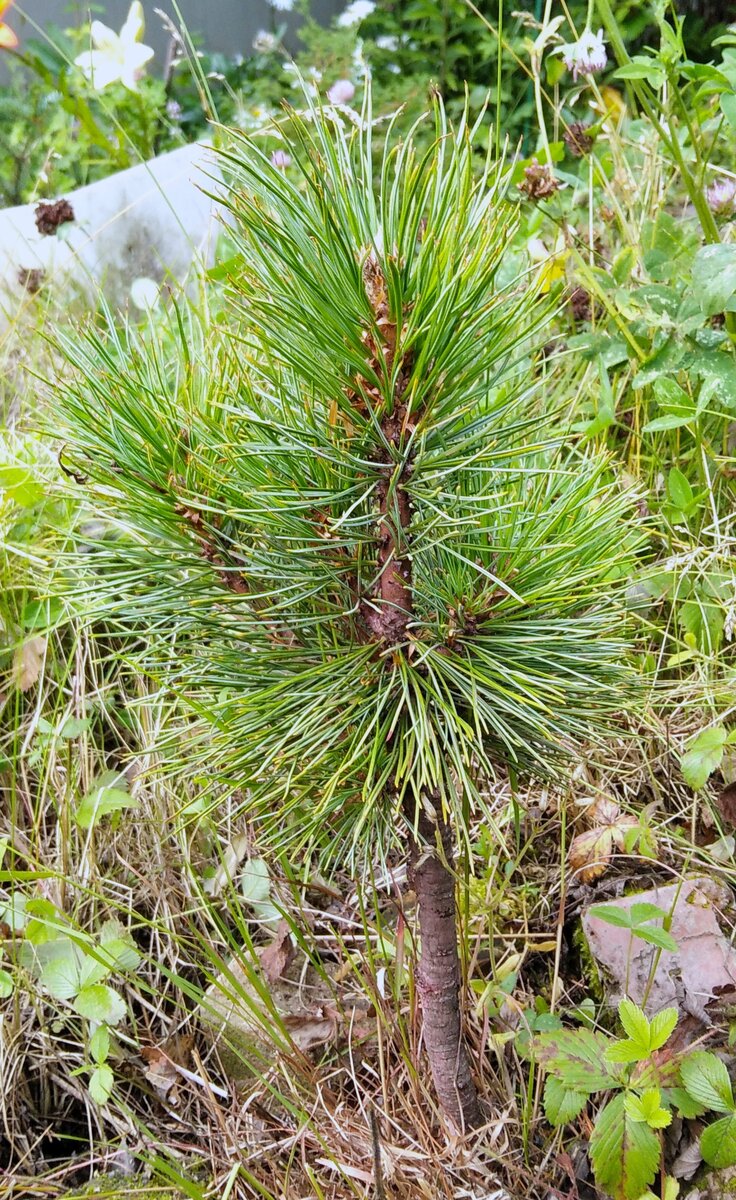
[
  {"x1": 35, "y1": 198, "x2": 75, "y2": 236},
  {"x1": 17, "y1": 267, "x2": 44, "y2": 294},
  {"x1": 563, "y1": 121, "x2": 595, "y2": 158},
  {"x1": 517, "y1": 159, "x2": 561, "y2": 201},
  {"x1": 568, "y1": 285, "x2": 592, "y2": 323}
]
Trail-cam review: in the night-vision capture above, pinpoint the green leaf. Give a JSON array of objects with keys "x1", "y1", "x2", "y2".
[
  {"x1": 240, "y1": 857, "x2": 281, "y2": 925},
  {"x1": 668, "y1": 1086, "x2": 706, "y2": 1119},
  {"x1": 649, "y1": 1008, "x2": 678, "y2": 1051},
  {"x1": 692, "y1": 244, "x2": 736, "y2": 317},
  {"x1": 667, "y1": 468, "x2": 694, "y2": 513},
  {"x1": 633, "y1": 926, "x2": 679, "y2": 953},
  {"x1": 613, "y1": 247, "x2": 636, "y2": 285},
  {"x1": 58, "y1": 717, "x2": 91, "y2": 739},
  {"x1": 76, "y1": 778, "x2": 138, "y2": 830},
  {"x1": 681, "y1": 1052, "x2": 735, "y2": 1113},
  {"x1": 72, "y1": 984, "x2": 127, "y2": 1026},
  {"x1": 588, "y1": 904, "x2": 633, "y2": 929},
  {"x1": 624, "y1": 1088, "x2": 671, "y2": 1129},
  {"x1": 0, "y1": 967, "x2": 13, "y2": 997},
  {"x1": 721, "y1": 93, "x2": 736, "y2": 131},
  {"x1": 589, "y1": 1093, "x2": 661, "y2": 1200},
  {"x1": 629, "y1": 902, "x2": 670, "y2": 924},
  {"x1": 535, "y1": 1028, "x2": 621, "y2": 1091},
  {"x1": 0, "y1": 465, "x2": 44, "y2": 507},
  {"x1": 89, "y1": 1063, "x2": 114, "y2": 1106},
  {"x1": 653, "y1": 378, "x2": 691, "y2": 409},
  {"x1": 89, "y1": 1025, "x2": 110, "y2": 1064},
  {"x1": 99, "y1": 920, "x2": 141, "y2": 972},
  {"x1": 543, "y1": 1075, "x2": 588, "y2": 1125},
  {"x1": 39, "y1": 941, "x2": 84, "y2": 1000},
  {"x1": 701, "y1": 1114, "x2": 736, "y2": 1167},
  {"x1": 681, "y1": 726, "x2": 728, "y2": 790},
  {"x1": 618, "y1": 999, "x2": 650, "y2": 1056},
  {"x1": 606, "y1": 1038, "x2": 648, "y2": 1065},
  {"x1": 22, "y1": 597, "x2": 64, "y2": 631},
  {"x1": 641, "y1": 1178, "x2": 679, "y2": 1200},
  {"x1": 642, "y1": 413, "x2": 693, "y2": 432}
]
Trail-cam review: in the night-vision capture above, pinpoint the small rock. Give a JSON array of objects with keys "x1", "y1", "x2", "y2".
[
  {"x1": 0, "y1": 143, "x2": 224, "y2": 328},
  {"x1": 582, "y1": 877, "x2": 736, "y2": 1019}
]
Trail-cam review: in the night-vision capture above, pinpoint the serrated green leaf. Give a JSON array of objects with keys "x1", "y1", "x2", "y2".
[
  {"x1": 39, "y1": 941, "x2": 84, "y2": 1000},
  {"x1": 72, "y1": 984, "x2": 126, "y2": 1026},
  {"x1": 693, "y1": 244, "x2": 736, "y2": 317},
  {"x1": 89, "y1": 1025, "x2": 110, "y2": 1064},
  {"x1": 89, "y1": 1063, "x2": 114, "y2": 1106},
  {"x1": 618, "y1": 999, "x2": 650, "y2": 1054},
  {"x1": 634, "y1": 926, "x2": 679, "y2": 953},
  {"x1": 629, "y1": 902, "x2": 669, "y2": 924},
  {"x1": 668, "y1": 1087, "x2": 706, "y2": 1119},
  {"x1": 681, "y1": 726, "x2": 727, "y2": 790},
  {"x1": 627, "y1": 1088, "x2": 671, "y2": 1129},
  {"x1": 590, "y1": 1092, "x2": 661, "y2": 1200},
  {"x1": 681, "y1": 1052, "x2": 735, "y2": 1113},
  {"x1": 649, "y1": 1008, "x2": 678, "y2": 1051},
  {"x1": 78, "y1": 953, "x2": 110, "y2": 989},
  {"x1": 536, "y1": 1027, "x2": 621, "y2": 1091},
  {"x1": 543, "y1": 1075, "x2": 588, "y2": 1125},
  {"x1": 588, "y1": 903, "x2": 633, "y2": 929},
  {"x1": 606, "y1": 1038, "x2": 647, "y2": 1065},
  {"x1": 701, "y1": 1114, "x2": 736, "y2": 1168},
  {"x1": 99, "y1": 920, "x2": 141, "y2": 972}
]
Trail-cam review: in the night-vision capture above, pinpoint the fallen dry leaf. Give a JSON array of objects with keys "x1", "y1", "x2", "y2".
[
  {"x1": 141, "y1": 1035, "x2": 194, "y2": 1101},
  {"x1": 568, "y1": 795, "x2": 639, "y2": 882},
  {"x1": 568, "y1": 826, "x2": 616, "y2": 883},
  {"x1": 283, "y1": 1008, "x2": 336, "y2": 1052},
  {"x1": 259, "y1": 919, "x2": 295, "y2": 984},
  {"x1": 13, "y1": 637, "x2": 46, "y2": 691},
  {"x1": 141, "y1": 1046, "x2": 179, "y2": 1101}
]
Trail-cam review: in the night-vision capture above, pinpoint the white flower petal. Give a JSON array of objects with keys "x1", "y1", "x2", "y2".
[
  {"x1": 120, "y1": 1, "x2": 145, "y2": 44},
  {"x1": 89, "y1": 20, "x2": 118, "y2": 52}
]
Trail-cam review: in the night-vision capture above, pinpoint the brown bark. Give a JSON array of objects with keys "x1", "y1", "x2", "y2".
[{"x1": 408, "y1": 801, "x2": 483, "y2": 1131}]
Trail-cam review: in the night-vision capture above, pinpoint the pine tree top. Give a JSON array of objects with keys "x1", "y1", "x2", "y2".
[{"x1": 57, "y1": 89, "x2": 645, "y2": 862}]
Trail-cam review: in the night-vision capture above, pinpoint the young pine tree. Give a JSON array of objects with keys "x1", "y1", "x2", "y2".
[{"x1": 57, "y1": 94, "x2": 642, "y2": 1131}]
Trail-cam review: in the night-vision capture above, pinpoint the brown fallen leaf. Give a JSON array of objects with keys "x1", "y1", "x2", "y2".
[
  {"x1": 13, "y1": 637, "x2": 46, "y2": 691},
  {"x1": 259, "y1": 919, "x2": 295, "y2": 984},
  {"x1": 140, "y1": 1046, "x2": 179, "y2": 1101},
  {"x1": 568, "y1": 796, "x2": 639, "y2": 882},
  {"x1": 283, "y1": 1008, "x2": 336, "y2": 1052},
  {"x1": 568, "y1": 826, "x2": 617, "y2": 883}
]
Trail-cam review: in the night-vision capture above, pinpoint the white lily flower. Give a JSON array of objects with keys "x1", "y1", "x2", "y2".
[{"x1": 75, "y1": 2, "x2": 154, "y2": 91}]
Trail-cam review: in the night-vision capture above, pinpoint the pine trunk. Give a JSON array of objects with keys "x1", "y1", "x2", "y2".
[
  {"x1": 358, "y1": 253, "x2": 481, "y2": 1130},
  {"x1": 408, "y1": 801, "x2": 483, "y2": 1132}
]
